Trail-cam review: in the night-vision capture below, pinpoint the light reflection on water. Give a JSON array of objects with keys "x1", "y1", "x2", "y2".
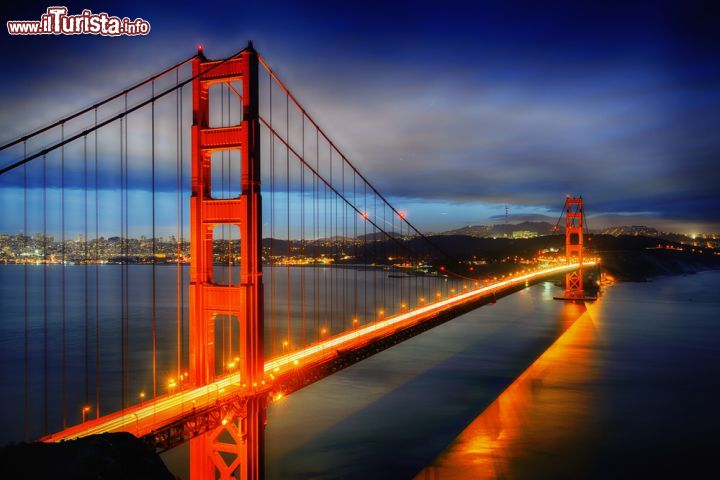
[{"x1": 415, "y1": 301, "x2": 597, "y2": 479}]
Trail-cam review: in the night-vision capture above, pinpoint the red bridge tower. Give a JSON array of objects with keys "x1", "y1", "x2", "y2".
[
  {"x1": 189, "y1": 42, "x2": 265, "y2": 480},
  {"x1": 554, "y1": 195, "x2": 595, "y2": 302}
]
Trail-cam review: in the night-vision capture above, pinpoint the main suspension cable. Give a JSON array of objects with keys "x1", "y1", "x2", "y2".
[{"x1": 0, "y1": 56, "x2": 195, "y2": 152}]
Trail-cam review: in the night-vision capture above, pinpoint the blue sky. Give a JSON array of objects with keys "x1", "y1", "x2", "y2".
[{"x1": 1, "y1": 0, "x2": 719, "y2": 235}]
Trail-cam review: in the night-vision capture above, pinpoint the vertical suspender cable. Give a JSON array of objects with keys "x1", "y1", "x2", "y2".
[
  {"x1": 84, "y1": 135, "x2": 89, "y2": 407},
  {"x1": 353, "y1": 171, "x2": 357, "y2": 324},
  {"x1": 269, "y1": 80, "x2": 275, "y2": 357},
  {"x1": 342, "y1": 156, "x2": 346, "y2": 329},
  {"x1": 314, "y1": 129, "x2": 319, "y2": 341},
  {"x1": 220, "y1": 84, "x2": 226, "y2": 367},
  {"x1": 94, "y1": 108, "x2": 100, "y2": 418},
  {"x1": 61, "y1": 122, "x2": 67, "y2": 428},
  {"x1": 227, "y1": 83, "x2": 233, "y2": 361},
  {"x1": 178, "y1": 77, "x2": 185, "y2": 377},
  {"x1": 151, "y1": 80, "x2": 157, "y2": 399},
  {"x1": 43, "y1": 153, "x2": 48, "y2": 435},
  {"x1": 373, "y1": 194, "x2": 377, "y2": 320},
  {"x1": 363, "y1": 182, "x2": 367, "y2": 325},
  {"x1": 381, "y1": 203, "x2": 385, "y2": 315},
  {"x1": 391, "y1": 206, "x2": 395, "y2": 314},
  {"x1": 124, "y1": 95, "x2": 130, "y2": 409},
  {"x1": 286, "y1": 93, "x2": 291, "y2": 348},
  {"x1": 300, "y1": 116, "x2": 305, "y2": 346},
  {"x1": 329, "y1": 148, "x2": 334, "y2": 333},
  {"x1": 325, "y1": 145, "x2": 329, "y2": 333},
  {"x1": 176, "y1": 70, "x2": 182, "y2": 379},
  {"x1": 119, "y1": 115, "x2": 125, "y2": 411},
  {"x1": 23, "y1": 141, "x2": 28, "y2": 441},
  {"x1": 221, "y1": 84, "x2": 226, "y2": 366}
]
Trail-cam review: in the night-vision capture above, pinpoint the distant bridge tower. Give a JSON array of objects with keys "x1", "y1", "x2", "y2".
[
  {"x1": 563, "y1": 196, "x2": 584, "y2": 298},
  {"x1": 189, "y1": 42, "x2": 265, "y2": 480},
  {"x1": 554, "y1": 195, "x2": 595, "y2": 302}
]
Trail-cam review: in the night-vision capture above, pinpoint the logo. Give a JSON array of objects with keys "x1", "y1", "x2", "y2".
[{"x1": 7, "y1": 6, "x2": 151, "y2": 36}]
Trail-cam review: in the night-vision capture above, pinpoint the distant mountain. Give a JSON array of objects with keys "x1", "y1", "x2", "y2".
[
  {"x1": 599, "y1": 225, "x2": 659, "y2": 237},
  {"x1": 356, "y1": 231, "x2": 403, "y2": 241},
  {"x1": 599, "y1": 225, "x2": 697, "y2": 245},
  {"x1": 440, "y1": 221, "x2": 557, "y2": 238}
]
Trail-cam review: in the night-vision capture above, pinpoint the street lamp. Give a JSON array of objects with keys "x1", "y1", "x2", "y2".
[
  {"x1": 139, "y1": 392, "x2": 145, "y2": 405},
  {"x1": 82, "y1": 405, "x2": 91, "y2": 423}
]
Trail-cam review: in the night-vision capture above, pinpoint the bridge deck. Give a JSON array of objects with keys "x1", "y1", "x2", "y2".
[{"x1": 43, "y1": 262, "x2": 593, "y2": 443}]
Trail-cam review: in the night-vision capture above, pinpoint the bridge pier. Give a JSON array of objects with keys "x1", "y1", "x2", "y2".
[{"x1": 190, "y1": 395, "x2": 266, "y2": 480}]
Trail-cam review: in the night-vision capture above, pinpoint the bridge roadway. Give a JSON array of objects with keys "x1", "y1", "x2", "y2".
[{"x1": 43, "y1": 262, "x2": 594, "y2": 444}]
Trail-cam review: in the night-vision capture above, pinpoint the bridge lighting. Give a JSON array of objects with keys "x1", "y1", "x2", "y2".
[
  {"x1": 293, "y1": 360, "x2": 299, "y2": 366},
  {"x1": 221, "y1": 418, "x2": 228, "y2": 426},
  {"x1": 419, "y1": 297, "x2": 425, "y2": 303},
  {"x1": 139, "y1": 392, "x2": 145, "y2": 405},
  {"x1": 82, "y1": 405, "x2": 91, "y2": 423}
]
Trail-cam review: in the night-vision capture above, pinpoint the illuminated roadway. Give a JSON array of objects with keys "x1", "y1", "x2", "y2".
[{"x1": 44, "y1": 262, "x2": 595, "y2": 443}]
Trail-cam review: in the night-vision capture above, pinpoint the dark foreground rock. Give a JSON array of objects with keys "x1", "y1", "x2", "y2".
[{"x1": 0, "y1": 433, "x2": 175, "y2": 480}]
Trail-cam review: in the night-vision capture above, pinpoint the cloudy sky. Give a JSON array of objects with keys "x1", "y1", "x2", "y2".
[{"x1": 1, "y1": 1, "x2": 719, "y2": 234}]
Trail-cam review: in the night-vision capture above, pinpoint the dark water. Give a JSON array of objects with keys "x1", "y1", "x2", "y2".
[{"x1": 164, "y1": 271, "x2": 720, "y2": 479}]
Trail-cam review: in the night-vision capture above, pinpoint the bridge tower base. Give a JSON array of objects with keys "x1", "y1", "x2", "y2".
[
  {"x1": 189, "y1": 397, "x2": 266, "y2": 480},
  {"x1": 189, "y1": 42, "x2": 265, "y2": 479}
]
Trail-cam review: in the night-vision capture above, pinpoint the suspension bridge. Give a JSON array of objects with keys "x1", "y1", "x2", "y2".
[{"x1": 0, "y1": 42, "x2": 595, "y2": 479}]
